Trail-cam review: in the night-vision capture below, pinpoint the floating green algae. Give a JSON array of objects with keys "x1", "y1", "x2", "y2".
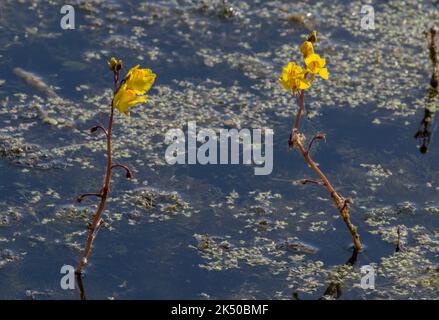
[{"x1": 0, "y1": 0, "x2": 438, "y2": 299}]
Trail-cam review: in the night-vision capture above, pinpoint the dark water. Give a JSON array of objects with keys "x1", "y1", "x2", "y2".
[{"x1": 0, "y1": 0, "x2": 438, "y2": 300}]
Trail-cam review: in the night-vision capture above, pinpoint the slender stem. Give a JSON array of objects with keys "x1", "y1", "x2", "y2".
[
  {"x1": 427, "y1": 25, "x2": 439, "y2": 89},
  {"x1": 111, "y1": 164, "x2": 133, "y2": 179},
  {"x1": 300, "y1": 179, "x2": 323, "y2": 185},
  {"x1": 89, "y1": 124, "x2": 108, "y2": 137},
  {"x1": 291, "y1": 92, "x2": 362, "y2": 251},
  {"x1": 396, "y1": 226, "x2": 401, "y2": 252},
  {"x1": 75, "y1": 72, "x2": 118, "y2": 275},
  {"x1": 306, "y1": 133, "x2": 325, "y2": 155},
  {"x1": 76, "y1": 192, "x2": 102, "y2": 203},
  {"x1": 289, "y1": 90, "x2": 305, "y2": 150},
  {"x1": 294, "y1": 90, "x2": 305, "y2": 130}
]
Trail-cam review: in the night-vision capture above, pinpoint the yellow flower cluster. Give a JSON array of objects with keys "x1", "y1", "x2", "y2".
[
  {"x1": 113, "y1": 63, "x2": 156, "y2": 115},
  {"x1": 279, "y1": 62, "x2": 310, "y2": 94},
  {"x1": 280, "y1": 31, "x2": 328, "y2": 95}
]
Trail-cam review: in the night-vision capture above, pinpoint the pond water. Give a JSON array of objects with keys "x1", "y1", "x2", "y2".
[{"x1": 0, "y1": 0, "x2": 438, "y2": 300}]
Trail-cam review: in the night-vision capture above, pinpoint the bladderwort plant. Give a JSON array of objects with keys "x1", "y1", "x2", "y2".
[
  {"x1": 280, "y1": 31, "x2": 362, "y2": 251},
  {"x1": 75, "y1": 58, "x2": 156, "y2": 275}
]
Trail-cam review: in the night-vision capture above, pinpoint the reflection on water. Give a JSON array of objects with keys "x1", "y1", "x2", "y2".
[
  {"x1": 321, "y1": 249, "x2": 358, "y2": 300},
  {"x1": 414, "y1": 108, "x2": 433, "y2": 154}
]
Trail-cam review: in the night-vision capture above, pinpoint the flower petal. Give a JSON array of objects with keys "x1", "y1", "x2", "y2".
[{"x1": 319, "y1": 68, "x2": 329, "y2": 80}]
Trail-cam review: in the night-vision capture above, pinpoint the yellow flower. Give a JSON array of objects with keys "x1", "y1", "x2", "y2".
[
  {"x1": 124, "y1": 65, "x2": 156, "y2": 95},
  {"x1": 304, "y1": 53, "x2": 328, "y2": 80},
  {"x1": 300, "y1": 40, "x2": 314, "y2": 58},
  {"x1": 113, "y1": 83, "x2": 148, "y2": 115},
  {"x1": 279, "y1": 61, "x2": 310, "y2": 95},
  {"x1": 112, "y1": 65, "x2": 156, "y2": 115}
]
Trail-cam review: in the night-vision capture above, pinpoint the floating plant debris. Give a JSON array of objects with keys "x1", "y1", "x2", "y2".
[{"x1": 13, "y1": 68, "x2": 59, "y2": 99}]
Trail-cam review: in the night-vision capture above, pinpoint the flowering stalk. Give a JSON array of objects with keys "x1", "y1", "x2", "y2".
[
  {"x1": 75, "y1": 58, "x2": 156, "y2": 275},
  {"x1": 281, "y1": 31, "x2": 362, "y2": 251},
  {"x1": 290, "y1": 91, "x2": 362, "y2": 251},
  {"x1": 427, "y1": 24, "x2": 439, "y2": 90}
]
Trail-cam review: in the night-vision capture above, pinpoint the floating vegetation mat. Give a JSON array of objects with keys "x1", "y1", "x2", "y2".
[{"x1": 0, "y1": 0, "x2": 438, "y2": 299}]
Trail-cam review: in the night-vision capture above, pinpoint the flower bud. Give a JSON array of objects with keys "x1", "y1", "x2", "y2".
[
  {"x1": 307, "y1": 31, "x2": 317, "y2": 43},
  {"x1": 108, "y1": 57, "x2": 122, "y2": 71}
]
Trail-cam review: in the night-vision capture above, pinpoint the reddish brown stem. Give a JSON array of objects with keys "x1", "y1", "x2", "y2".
[
  {"x1": 289, "y1": 91, "x2": 305, "y2": 150},
  {"x1": 90, "y1": 124, "x2": 108, "y2": 137},
  {"x1": 306, "y1": 133, "x2": 326, "y2": 155},
  {"x1": 300, "y1": 179, "x2": 324, "y2": 185},
  {"x1": 427, "y1": 25, "x2": 439, "y2": 90},
  {"x1": 76, "y1": 192, "x2": 102, "y2": 203},
  {"x1": 76, "y1": 71, "x2": 119, "y2": 275},
  {"x1": 111, "y1": 164, "x2": 133, "y2": 179},
  {"x1": 294, "y1": 90, "x2": 305, "y2": 130},
  {"x1": 291, "y1": 90, "x2": 362, "y2": 251}
]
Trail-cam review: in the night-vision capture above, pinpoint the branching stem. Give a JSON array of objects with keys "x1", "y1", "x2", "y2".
[
  {"x1": 89, "y1": 124, "x2": 108, "y2": 137},
  {"x1": 111, "y1": 164, "x2": 133, "y2": 179},
  {"x1": 291, "y1": 90, "x2": 362, "y2": 251},
  {"x1": 75, "y1": 70, "x2": 120, "y2": 275},
  {"x1": 76, "y1": 193, "x2": 102, "y2": 203}
]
